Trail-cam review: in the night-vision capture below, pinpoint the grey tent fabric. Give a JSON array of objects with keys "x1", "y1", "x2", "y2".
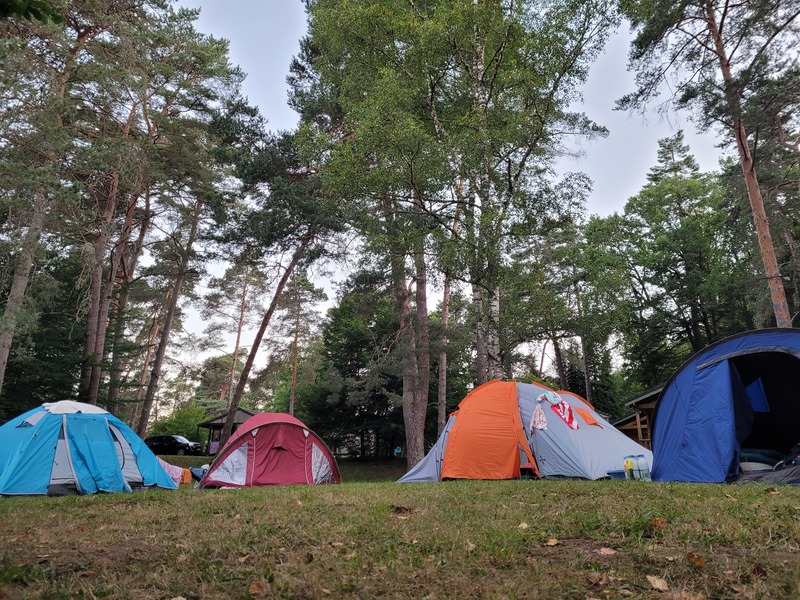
[
  {"x1": 516, "y1": 386, "x2": 652, "y2": 480},
  {"x1": 397, "y1": 415, "x2": 456, "y2": 483}
]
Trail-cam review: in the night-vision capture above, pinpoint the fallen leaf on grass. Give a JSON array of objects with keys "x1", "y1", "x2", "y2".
[
  {"x1": 465, "y1": 540, "x2": 476, "y2": 553},
  {"x1": 545, "y1": 538, "x2": 559, "y2": 546},
  {"x1": 321, "y1": 588, "x2": 332, "y2": 595},
  {"x1": 237, "y1": 554, "x2": 250, "y2": 563},
  {"x1": 518, "y1": 522, "x2": 529, "y2": 530},
  {"x1": 649, "y1": 517, "x2": 667, "y2": 530},
  {"x1": 248, "y1": 582, "x2": 265, "y2": 596},
  {"x1": 687, "y1": 552, "x2": 705, "y2": 567},
  {"x1": 665, "y1": 593, "x2": 706, "y2": 600},
  {"x1": 169, "y1": 597, "x2": 187, "y2": 600},
  {"x1": 598, "y1": 547, "x2": 617, "y2": 555},
  {"x1": 586, "y1": 571, "x2": 607, "y2": 586},
  {"x1": 646, "y1": 575, "x2": 670, "y2": 591},
  {"x1": 747, "y1": 565, "x2": 767, "y2": 580},
  {"x1": 764, "y1": 487, "x2": 780, "y2": 495}
]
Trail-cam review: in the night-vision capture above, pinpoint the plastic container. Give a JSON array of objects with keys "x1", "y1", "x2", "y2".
[
  {"x1": 623, "y1": 454, "x2": 651, "y2": 481},
  {"x1": 623, "y1": 456, "x2": 635, "y2": 480}
]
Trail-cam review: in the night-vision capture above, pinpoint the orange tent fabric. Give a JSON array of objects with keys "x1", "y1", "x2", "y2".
[
  {"x1": 574, "y1": 406, "x2": 601, "y2": 427},
  {"x1": 441, "y1": 381, "x2": 539, "y2": 479}
]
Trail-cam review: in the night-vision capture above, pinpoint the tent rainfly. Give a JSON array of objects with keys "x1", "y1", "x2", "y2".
[
  {"x1": 0, "y1": 401, "x2": 177, "y2": 495},
  {"x1": 399, "y1": 380, "x2": 652, "y2": 482},
  {"x1": 652, "y1": 328, "x2": 800, "y2": 482},
  {"x1": 199, "y1": 412, "x2": 341, "y2": 487}
]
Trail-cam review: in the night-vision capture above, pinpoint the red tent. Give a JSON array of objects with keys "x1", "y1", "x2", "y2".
[{"x1": 199, "y1": 413, "x2": 341, "y2": 487}]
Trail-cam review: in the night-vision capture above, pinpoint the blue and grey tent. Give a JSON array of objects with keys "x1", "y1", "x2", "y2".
[
  {"x1": 652, "y1": 329, "x2": 800, "y2": 483},
  {"x1": 0, "y1": 401, "x2": 177, "y2": 495}
]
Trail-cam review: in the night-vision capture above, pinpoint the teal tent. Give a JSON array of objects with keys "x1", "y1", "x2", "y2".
[{"x1": 0, "y1": 401, "x2": 177, "y2": 495}]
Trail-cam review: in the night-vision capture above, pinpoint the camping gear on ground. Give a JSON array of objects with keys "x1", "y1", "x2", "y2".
[
  {"x1": 198, "y1": 412, "x2": 341, "y2": 488},
  {"x1": 156, "y1": 457, "x2": 194, "y2": 486},
  {"x1": 607, "y1": 469, "x2": 626, "y2": 480},
  {"x1": 651, "y1": 328, "x2": 800, "y2": 483},
  {"x1": 398, "y1": 380, "x2": 652, "y2": 482},
  {"x1": 0, "y1": 401, "x2": 177, "y2": 495},
  {"x1": 733, "y1": 464, "x2": 800, "y2": 486}
]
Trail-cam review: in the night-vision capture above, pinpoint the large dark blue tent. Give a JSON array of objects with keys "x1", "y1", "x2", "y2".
[{"x1": 652, "y1": 329, "x2": 800, "y2": 482}]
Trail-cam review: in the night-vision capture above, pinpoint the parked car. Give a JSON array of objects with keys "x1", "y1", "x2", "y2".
[{"x1": 144, "y1": 434, "x2": 202, "y2": 456}]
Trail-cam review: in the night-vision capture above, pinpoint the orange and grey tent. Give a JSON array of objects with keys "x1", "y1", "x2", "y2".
[{"x1": 398, "y1": 380, "x2": 651, "y2": 482}]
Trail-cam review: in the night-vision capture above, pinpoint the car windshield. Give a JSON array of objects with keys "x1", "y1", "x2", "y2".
[{"x1": 174, "y1": 436, "x2": 191, "y2": 444}]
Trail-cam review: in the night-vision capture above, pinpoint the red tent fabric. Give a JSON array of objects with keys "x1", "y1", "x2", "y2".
[{"x1": 199, "y1": 413, "x2": 341, "y2": 487}]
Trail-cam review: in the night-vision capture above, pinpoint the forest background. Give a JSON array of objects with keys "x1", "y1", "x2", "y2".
[{"x1": 1, "y1": 0, "x2": 798, "y2": 467}]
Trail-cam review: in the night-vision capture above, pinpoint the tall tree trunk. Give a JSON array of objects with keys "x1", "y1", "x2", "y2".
[
  {"x1": 574, "y1": 285, "x2": 593, "y2": 405},
  {"x1": 221, "y1": 241, "x2": 309, "y2": 445},
  {"x1": 705, "y1": 3, "x2": 791, "y2": 327},
  {"x1": 223, "y1": 276, "x2": 249, "y2": 407},
  {"x1": 473, "y1": 285, "x2": 488, "y2": 384},
  {"x1": 108, "y1": 192, "x2": 151, "y2": 415},
  {"x1": 0, "y1": 196, "x2": 45, "y2": 397},
  {"x1": 79, "y1": 174, "x2": 121, "y2": 402},
  {"x1": 87, "y1": 191, "x2": 139, "y2": 404},
  {"x1": 551, "y1": 337, "x2": 567, "y2": 390},
  {"x1": 407, "y1": 198, "x2": 431, "y2": 467},
  {"x1": 136, "y1": 198, "x2": 203, "y2": 435},
  {"x1": 390, "y1": 243, "x2": 420, "y2": 468},
  {"x1": 486, "y1": 285, "x2": 502, "y2": 379},
  {"x1": 132, "y1": 300, "x2": 165, "y2": 432},
  {"x1": 437, "y1": 274, "x2": 452, "y2": 435},
  {"x1": 288, "y1": 280, "x2": 300, "y2": 416},
  {"x1": 437, "y1": 195, "x2": 461, "y2": 435}
]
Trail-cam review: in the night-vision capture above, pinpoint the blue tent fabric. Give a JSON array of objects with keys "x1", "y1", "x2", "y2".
[
  {"x1": 0, "y1": 408, "x2": 63, "y2": 495},
  {"x1": 0, "y1": 401, "x2": 176, "y2": 495},
  {"x1": 652, "y1": 329, "x2": 800, "y2": 483}
]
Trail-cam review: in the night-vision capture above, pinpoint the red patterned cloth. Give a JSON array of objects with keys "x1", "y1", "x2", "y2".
[{"x1": 550, "y1": 400, "x2": 579, "y2": 430}]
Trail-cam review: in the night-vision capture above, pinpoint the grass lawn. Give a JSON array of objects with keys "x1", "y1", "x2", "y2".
[{"x1": 1, "y1": 461, "x2": 798, "y2": 599}]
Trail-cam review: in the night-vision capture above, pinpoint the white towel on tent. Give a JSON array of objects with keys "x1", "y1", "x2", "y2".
[{"x1": 529, "y1": 404, "x2": 548, "y2": 432}]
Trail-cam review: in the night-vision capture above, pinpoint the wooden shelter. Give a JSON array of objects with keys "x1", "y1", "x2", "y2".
[
  {"x1": 196, "y1": 408, "x2": 256, "y2": 454},
  {"x1": 613, "y1": 386, "x2": 663, "y2": 450}
]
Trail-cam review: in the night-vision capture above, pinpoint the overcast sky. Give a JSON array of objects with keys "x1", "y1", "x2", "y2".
[{"x1": 180, "y1": 1, "x2": 727, "y2": 217}]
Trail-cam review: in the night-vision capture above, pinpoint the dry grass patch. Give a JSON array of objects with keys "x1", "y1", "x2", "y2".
[{"x1": 1, "y1": 479, "x2": 798, "y2": 599}]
